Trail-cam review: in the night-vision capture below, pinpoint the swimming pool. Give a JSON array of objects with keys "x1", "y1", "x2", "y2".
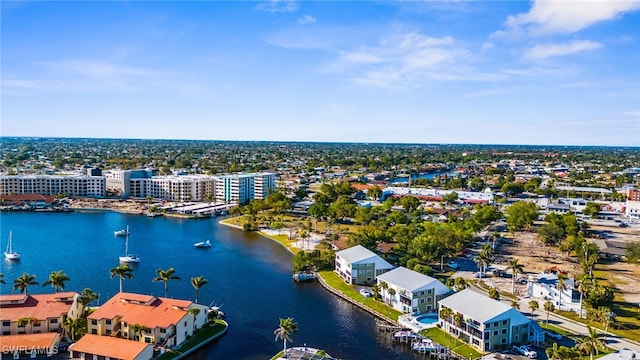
[{"x1": 416, "y1": 314, "x2": 439, "y2": 325}]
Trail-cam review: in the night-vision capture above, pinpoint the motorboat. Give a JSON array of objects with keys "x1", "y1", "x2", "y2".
[
  {"x1": 194, "y1": 240, "x2": 212, "y2": 248},
  {"x1": 114, "y1": 228, "x2": 130, "y2": 237},
  {"x1": 393, "y1": 331, "x2": 421, "y2": 341},
  {"x1": 119, "y1": 227, "x2": 140, "y2": 263},
  {"x1": 412, "y1": 338, "x2": 436, "y2": 352},
  {"x1": 4, "y1": 231, "x2": 21, "y2": 260},
  {"x1": 293, "y1": 272, "x2": 315, "y2": 282}
]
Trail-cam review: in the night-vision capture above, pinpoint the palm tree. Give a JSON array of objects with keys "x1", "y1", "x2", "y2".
[
  {"x1": 371, "y1": 284, "x2": 380, "y2": 299},
  {"x1": 380, "y1": 281, "x2": 389, "y2": 304},
  {"x1": 510, "y1": 300, "x2": 520, "y2": 309},
  {"x1": 454, "y1": 277, "x2": 468, "y2": 291},
  {"x1": 528, "y1": 299, "x2": 539, "y2": 318},
  {"x1": 78, "y1": 288, "x2": 99, "y2": 312},
  {"x1": 598, "y1": 307, "x2": 615, "y2": 342},
  {"x1": 17, "y1": 316, "x2": 37, "y2": 334},
  {"x1": 387, "y1": 288, "x2": 396, "y2": 304},
  {"x1": 63, "y1": 317, "x2": 81, "y2": 341},
  {"x1": 453, "y1": 312, "x2": 464, "y2": 329},
  {"x1": 274, "y1": 317, "x2": 298, "y2": 355},
  {"x1": 556, "y1": 273, "x2": 569, "y2": 310},
  {"x1": 43, "y1": 270, "x2": 71, "y2": 292},
  {"x1": 544, "y1": 300, "x2": 555, "y2": 328},
  {"x1": 13, "y1": 273, "x2": 39, "y2": 295},
  {"x1": 153, "y1": 267, "x2": 180, "y2": 298},
  {"x1": 189, "y1": 307, "x2": 201, "y2": 332},
  {"x1": 128, "y1": 323, "x2": 147, "y2": 341},
  {"x1": 546, "y1": 342, "x2": 562, "y2": 360},
  {"x1": 507, "y1": 258, "x2": 525, "y2": 294},
  {"x1": 577, "y1": 274, "x2": 593, "y2": 319},
  {"x1": 190, "y1": 276, "x2": 208, "y2": 304},
  {"x1": 110, "y1": 264, "x2": 134, "y2": 293},
  {"x1": 576, "y1": 326, "x2": 606, "y2": 360}
]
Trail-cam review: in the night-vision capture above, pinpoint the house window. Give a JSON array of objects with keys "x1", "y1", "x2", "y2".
[
  {"x1": 160, "y1": 328, "x2": 166, "y2": 333},
  {"x1": 145, "y1": 337, "x2": 152, "y2": 343},
  {"x1": 91, "y1": 320, "x2": 97, "y2": 325},
  {"x1": 427, "y1": 297, "x2": 432, "y2": 302},
  {"x1": 502, "y1": 329, "x2": 507, "y2": 334},
  {"x1": 91, "y1": 329, "x2": 97, "y2": 335},
  {"x1": 106, "y1": 329, "x2": 111, "y2": 335},
  {"x1": 50, "y1": 319, "x2": 58, "y2": 324},
  {"x1": 501, "y1": 338, "x2": 507, "y2": 344},
  {"x1": 420, "y1": 291, "x2": 425, "y2": 295},
  {"x1": 420, "y1": 299, "x2": 425, "y2": 304},
  {"x1": 494, "y1": 322, "x2": 498, "y2": 326},
  {"x1": 2, "y1": 321, "x2": 9, "y2": 327},
  {"x1": 486, "y1": 323, "x2": 491, "y2": 328},
  {"x1": 106, "y1": 319, "x2": 112, "y2": 325},
  {"x1": 515, "y1": 335, "x2": 519, "y2": 341},
  {"x1": 493, "y1": 330, "x2": 498, "y2": 335},
  {"x1": 502, "y1": 320, "x2": 507, "y2": 325},
  {"x1": 184, "y1": 321, "x2": 187, "y2": 327}
]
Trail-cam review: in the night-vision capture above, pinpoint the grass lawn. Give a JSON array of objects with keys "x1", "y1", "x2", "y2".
[
  {"x1": 537, "y1": 321, "x2": 575, "y2": 338},
  {"x1": 156, "y1": 320, "x2": 227, "y2": 360},
  {"x1": 318, "y1": 271, "x2": 403, "y2": 322},
  {"x1": 420, "y1": 327, "x2": 482, "y2": 359}
]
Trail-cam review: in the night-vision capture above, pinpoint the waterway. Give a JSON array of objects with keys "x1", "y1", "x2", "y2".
[{"x1": 0, "y1": 211, "x2": 426, "y2": 360}]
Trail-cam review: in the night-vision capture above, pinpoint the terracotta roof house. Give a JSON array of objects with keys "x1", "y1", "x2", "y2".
[
  {"x1": 334, "y1": 245, "x2": 393, "y2": 285},
  {"x1": 86, "y1": 292, "x2": 208, "y2": 349},
  {"x1": 0, "y1": 292, "x2": 82, "y2": 336},
  {"x1": 1, "y1": 333, "x2": 61, "y2": 358},
  {"x1": 69, "y1": 334, "x2": 153, "y2": 360}
]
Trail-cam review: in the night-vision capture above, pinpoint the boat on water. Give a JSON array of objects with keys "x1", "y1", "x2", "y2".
[
  {"x1": 146, "y1": 212, "x2": 162, "y2": 218},
  {"x1": 4, "y1": 231, "x2": 21, "y2": 260},
  {"x1": 114, "y1": 228, "x2": 130, "y2": 237},
  {"x1": 293, "y1": 272, "x2": 316, "y2": 282},
  {"x1": 393, "y1": 330, "x2": 422, "y2": 341},
  {"x1": 412, "y1": 338, "x2": 437, "y2": 352},
  {"x1": 209, "y1": 302, "x2": 225, "y2": 318},
  {"x1": 194, "y1": 240, "x2": 212, "y2": 248},
  {"x1": 119, "y1": 227, "x2": 140, "y2": 263}
]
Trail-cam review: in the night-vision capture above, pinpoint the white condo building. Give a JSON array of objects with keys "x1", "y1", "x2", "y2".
[
  {"x1": 0, "y1": 175, "x2": 106, "y2": 198},
  {"x1": 215, "y1": 172, "x2": 277, "y2": 204}
]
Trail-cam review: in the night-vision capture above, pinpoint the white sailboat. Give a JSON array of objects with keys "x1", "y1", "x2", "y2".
[
  {"x1": 119, "y1": 227, "x2": 140, "y2": 263},
  {"x1": 4, "y1": 231, "x2": 21, "y2": 260}
]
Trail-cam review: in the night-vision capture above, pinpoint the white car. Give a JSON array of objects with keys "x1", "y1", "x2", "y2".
[
  {"x1": 513, "y1": 345, "x2": 537, "y2": 358},
  {"x1": 359, "y1": 288, "x2": 373, "y2": 297}
]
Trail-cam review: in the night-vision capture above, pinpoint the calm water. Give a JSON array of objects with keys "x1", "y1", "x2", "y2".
[{"x1": 0, "y1": 211, "x2": 424, "y2": 360}]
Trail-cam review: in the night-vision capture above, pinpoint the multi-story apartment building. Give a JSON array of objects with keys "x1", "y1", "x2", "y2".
[
  {"x1": 0, "y1": 175, "x2": 106, "y2": 198},
  {"x1": 86, "y1": 292, "x2": 209, "y2": 349},
  {"x1": 438, "y1": 289, "x2": 544, "y2": 352},
  {"x1": 376, "y1": 267, "x2": 450, "y2": 315},
  {"x1": 104, "y1": 169, "x2": 154, "y2": 197},
  {"x1": 334, "y1": 245, "x2": 394, "y2": 285},
  {"x1": 214, "y1": 172, "x2": 276, "y2": 204},
  {"x1": 0, "y1": 292, "x2": 83, "y2": 357},
  {"x1": 144, "y1": 175, "x2": 216, "y2": 202}
]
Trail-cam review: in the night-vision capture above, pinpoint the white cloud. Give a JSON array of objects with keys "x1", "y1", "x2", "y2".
[
  {"x1": 523, "y1": 40, "x2": 602, "y2": 59},
  {"x1": 298, "y1": 15, "x2": 316, "y2": 25},
  {"x1": 45, "y1": 59, "x2": 163, "y2": 79},
  {"x1": 332, "y1": 33, "x2": 468, "y2": 88},
  {"x1": 505, "y1": 0, "x2": 640, "y2": 36},
  {"x1": 255, "y1": 1, "x2": 298, "y2": 13}
]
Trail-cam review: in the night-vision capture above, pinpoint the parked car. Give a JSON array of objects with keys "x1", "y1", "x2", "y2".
[
  {"x1": 513, "y1": 345, "x2": 537, "y2": 358},
  {"x1": 493, "y1": 269, "x2": 506, "y2": 277},
  {"x1": 545, "y1": 330, "x2": 563, "y2": 340},
  {"x1": 473, "y1": 272, "x2": 486, "y2": 278},
  {"x1": 360, "y1": 288, "x2": 373, "y2": 297}
]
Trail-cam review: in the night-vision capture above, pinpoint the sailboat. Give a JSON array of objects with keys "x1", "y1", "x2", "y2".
[
  {"x1": 4, "y1": 231, "x2": 21, "y2": 260},
  {"x1": 118, "y1": 226, "x2": 140, "y2": 263}
]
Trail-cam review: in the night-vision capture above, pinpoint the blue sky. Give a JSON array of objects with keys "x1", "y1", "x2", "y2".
[{"x1": 2, "y1": 1, "x2": 639, "y2": 146}]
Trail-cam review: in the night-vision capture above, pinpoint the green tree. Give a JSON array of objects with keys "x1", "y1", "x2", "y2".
[
  {"x1": 582, "y1": 202, "x2": 600, "y2": 219},
  {"x1": 546, "y1": 343, "x2": 562, "y2": 360},
  {"x1": 528, "y1": 299, "x2": 539, "y2": 318},
  {"x1": 274, "y1": 317, "x2": 298, "y2": 355},
  {"x1": 190, "y1": 276, "x2": 208, "y2": 304},
  {"x1": 13, "y1": 273, "x2": 39, "y2": 295},
  {"x1": 78, "y1": 288, "x2": 99, "y2": 308},
  {"x1": 505, "y1": 201, "x2": 538, "y2": 232},
  {"x1": 507, "y1": 258, "x2": 525, "y2": 294},
  {"x1": 538, "y1": 223, "x2": 566, "y2": 245},
  {"x1": 442, "y1": 192, "x2": 459, "y2": 205},
  {"x1": 128, "y1": 323, "x2": 147, "y2": 341},
  {"x1": 63, "y1": 317, "x2": 81, "y2": 341},
  {"x1": 575, "y1": 326, "x2": 606, "y2": 360},
  {"x1": 43, "y1": 270, "x2": 71, "y2": 293},
  {"x1": 626, "y1": 241, "x2": 640, "y2": 263},
  {"x1": 544, "y1": 300, "x2": 555, "y2": 328},
  {"x1": 110, "y1": 264, "x2": 134, "y2": 293},
  {"x1": 17, "y1": 316, "x2": 37, "y2": 334},
  {"x1": 488, "y1": 287, "x2": 500, "y2": 300},
  {"x1": 153, "y1": 267, "x2": 180, "y2": 298},
  {"x1": 510, "y1": 300, "x2": 520, "y2": 309}
]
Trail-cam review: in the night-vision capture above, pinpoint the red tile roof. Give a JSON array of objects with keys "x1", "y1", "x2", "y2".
[
  {"x1": 88, "y1": 292, "x2": 192, "y2": 329},
  {"x1": 0, "y1": 333, "x2": 59, "y2": 350},
  {"x1": 0, "y1": 292, "x2": 77, "y2": 322},
  {"x1": 70, "y1": 334, "x2": 152, "y2": 360}
]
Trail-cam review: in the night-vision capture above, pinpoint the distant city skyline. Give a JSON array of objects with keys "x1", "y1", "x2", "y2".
[{"x1": 2, "y1": 1, "x2": 639, "y2": 146}]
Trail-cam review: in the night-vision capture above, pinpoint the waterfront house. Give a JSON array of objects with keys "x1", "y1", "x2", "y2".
[
  {"x1": 334, "y1": 245, "x2": 393, "y2": 285},
  {"x1": 527, "y1": 273, "x2": 580, "y2": 313},
  {"x1": 438, "y1": 289, "x2": 544, "y2": 352},
  {"x1": 69, "y1": 334, "x2": 154, "y2": 360},
  {"x1": 0, "y1": 292, "x2": 82, "y2": 357},
  {"x1": 376, "y1": 267, "x2": 451, "y2": 315},
  {"x1": 86, "y1": 292, "x2": 208, "y2": 348},
  {"x1": 0, "y1": 292, "x2": 82, "y2": 336}
]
